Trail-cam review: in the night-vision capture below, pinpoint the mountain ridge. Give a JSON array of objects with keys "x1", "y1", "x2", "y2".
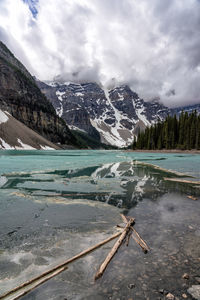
[
  {"x1": 37, "y1": 79, "x2": 200, "y2": 147},
  {"x1": 0, "y1": 41, "x2": 80, "y2": 148},
  {"x1": 37, "y1": 80, "x2": 171, "y2": 147}
]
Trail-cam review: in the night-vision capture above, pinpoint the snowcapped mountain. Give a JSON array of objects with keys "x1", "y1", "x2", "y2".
[
  {"x1": 37, "y1": 81, "x2": 170, "y2": 147},
  {"x1": 171, "y1": 103, "x2": 200, "y2": 116},
  {"x1": 0, "y1": 109, "x2": 59, "y2": 150}
]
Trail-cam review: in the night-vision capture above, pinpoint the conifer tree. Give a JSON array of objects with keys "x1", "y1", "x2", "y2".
[{"x1": 132, "y1": 111, "x2": 200, "y2": 150}]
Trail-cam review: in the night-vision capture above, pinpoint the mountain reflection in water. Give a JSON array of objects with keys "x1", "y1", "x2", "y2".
[{"x1": 1, "y1": 161, "x2": 199, "y2": 210}]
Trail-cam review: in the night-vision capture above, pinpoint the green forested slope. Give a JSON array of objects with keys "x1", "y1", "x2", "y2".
[{"x1": 133, "y1": 111, "x2": 200, "y2": 150}]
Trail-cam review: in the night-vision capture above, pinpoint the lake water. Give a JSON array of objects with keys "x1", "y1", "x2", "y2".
[{"x1": 0, "y1": 150, "x2": 199, "y2": 300}]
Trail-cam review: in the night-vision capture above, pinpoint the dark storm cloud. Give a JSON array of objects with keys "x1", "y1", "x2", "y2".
[{"x1": 0, "y1": 0, "x2": 200, "y2": 107}]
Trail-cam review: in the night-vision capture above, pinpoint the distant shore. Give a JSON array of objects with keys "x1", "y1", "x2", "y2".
[{"x1": 125, "y1": 149, "x2": 200, "y2": 154}]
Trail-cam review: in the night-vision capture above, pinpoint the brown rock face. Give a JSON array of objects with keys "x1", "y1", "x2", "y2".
[
  {"x1": 0, "y1": 111, "x2": 60, "y2": 150},
  {"x1": 0, "y1": 41, "x2": 78, "y2": 147}
]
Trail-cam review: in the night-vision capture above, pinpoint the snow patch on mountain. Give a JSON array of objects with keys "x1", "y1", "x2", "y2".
[
  {"x1": 0, "y1": 138, "x2": 15, "y2": 149},
  {"x1": 136, "y1": 108, "x2": 150, "y2": 126},
  {"x1": 90, "y1": 118, "x2": 127, "y2": 147},
  {"x1": 68, "y1": 125, "x2": 86, "y2": 133},
  {"x1": 0, "y1": 110, "x2": 9, "y2": 124},
  {"x1": 40, "y1": 145, "x2": 55, "y2": 150},
  {"x1": 56, "y1": 90, "x2": 65, "y2": 117},
  {"x1": 16, "y1": 139, "x2": 36, "y2": 150},
  {"x1": 88, "y1": 87, "x2": 134, "y2": 147}
]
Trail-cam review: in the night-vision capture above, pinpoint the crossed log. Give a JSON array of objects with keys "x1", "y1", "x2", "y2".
[
  {"x1": 94, "y1": 214, "x2": 149, "y2": 280},
  {"x1": 0, "y1": 214, "x2": 149, "y2": 299}
]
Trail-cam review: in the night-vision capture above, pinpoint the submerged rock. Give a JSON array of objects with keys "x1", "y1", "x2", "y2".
[
  {"x1": 182, "y1": 273, "x2": 189, "y2": 279},
  {"x1": 187, "y1": 285, "x2": 200, "y2": 300},
  {"x1": 195, "y1": 277, "x2": 200, "y2": 284},
  {"x1": 158, "y1": 288, "x2": 164, "y2": 294},
  {"x1": 166, "y1": 293, "x2": 175, "y2": 300},
  {"x1": 127, "y1": 283, "x2": 135, "y2": 289}
]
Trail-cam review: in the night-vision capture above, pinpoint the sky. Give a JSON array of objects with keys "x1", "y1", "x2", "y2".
[{"x1": 0, "y1": 0, "x2": 200, "y2": 107}]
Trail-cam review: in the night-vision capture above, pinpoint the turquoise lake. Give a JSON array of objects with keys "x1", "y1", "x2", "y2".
[
  {"x1": 0, "y1": 150, "x2": 199, "y2": 300},
  {"x1": 0, "y1": 150, "x2": 200, "y2": 178}
]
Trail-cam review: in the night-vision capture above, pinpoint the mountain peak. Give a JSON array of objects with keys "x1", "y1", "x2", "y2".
[
  {"x1": 37, "y1": 80, "x2": 170, "y2": 147},
  {"x1": 0, "y1": 41, "x2": 80, "y2": 148}
]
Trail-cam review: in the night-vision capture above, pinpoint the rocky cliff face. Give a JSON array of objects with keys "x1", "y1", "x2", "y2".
[
  {"x1": 38, "y1": 81, "x2": 170, "y2": 147},
  {"x1": 0, "y1": 41, "x2": 78, "y2": 147},
  {"x1": 0, "y1": 109, "x2": 60, "y2": 150},
  {"x1": 36, "y1": 81, "x2": 101, "y2": 141}
]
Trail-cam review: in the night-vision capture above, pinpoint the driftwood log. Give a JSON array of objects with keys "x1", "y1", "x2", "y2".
[
  {"x1": 0, "y1": 231, "x2": 123, "y2": 300},
  {"x1": 187, "y1": 195, "x2": 198, "y2": 201},
  {"x1": 1, "y1": 215, "x2": 149, "y2": 299},
  {"x1": 120, "y1": 214, "x2": 149, "y2": 253},
  {"x1": 94, "y1": 218, "x2": 135, "y2": 280},
  {"x1": 5, "y1": 266, "x2": 68, "y2": 300}
]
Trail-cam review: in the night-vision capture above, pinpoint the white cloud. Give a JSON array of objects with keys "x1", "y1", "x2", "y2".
[{"x1": 0, "y1": 0, "x2": 200, "y2": 107}]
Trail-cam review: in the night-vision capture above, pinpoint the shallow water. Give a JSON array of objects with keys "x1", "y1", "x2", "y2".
[{"x1": 0, "y1": 150, "x2": 199, "y2": 300}]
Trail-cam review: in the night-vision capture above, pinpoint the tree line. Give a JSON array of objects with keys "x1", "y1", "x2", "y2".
[{"x1": 132, "y1": 111, "x2": 200, "y2": 150}]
